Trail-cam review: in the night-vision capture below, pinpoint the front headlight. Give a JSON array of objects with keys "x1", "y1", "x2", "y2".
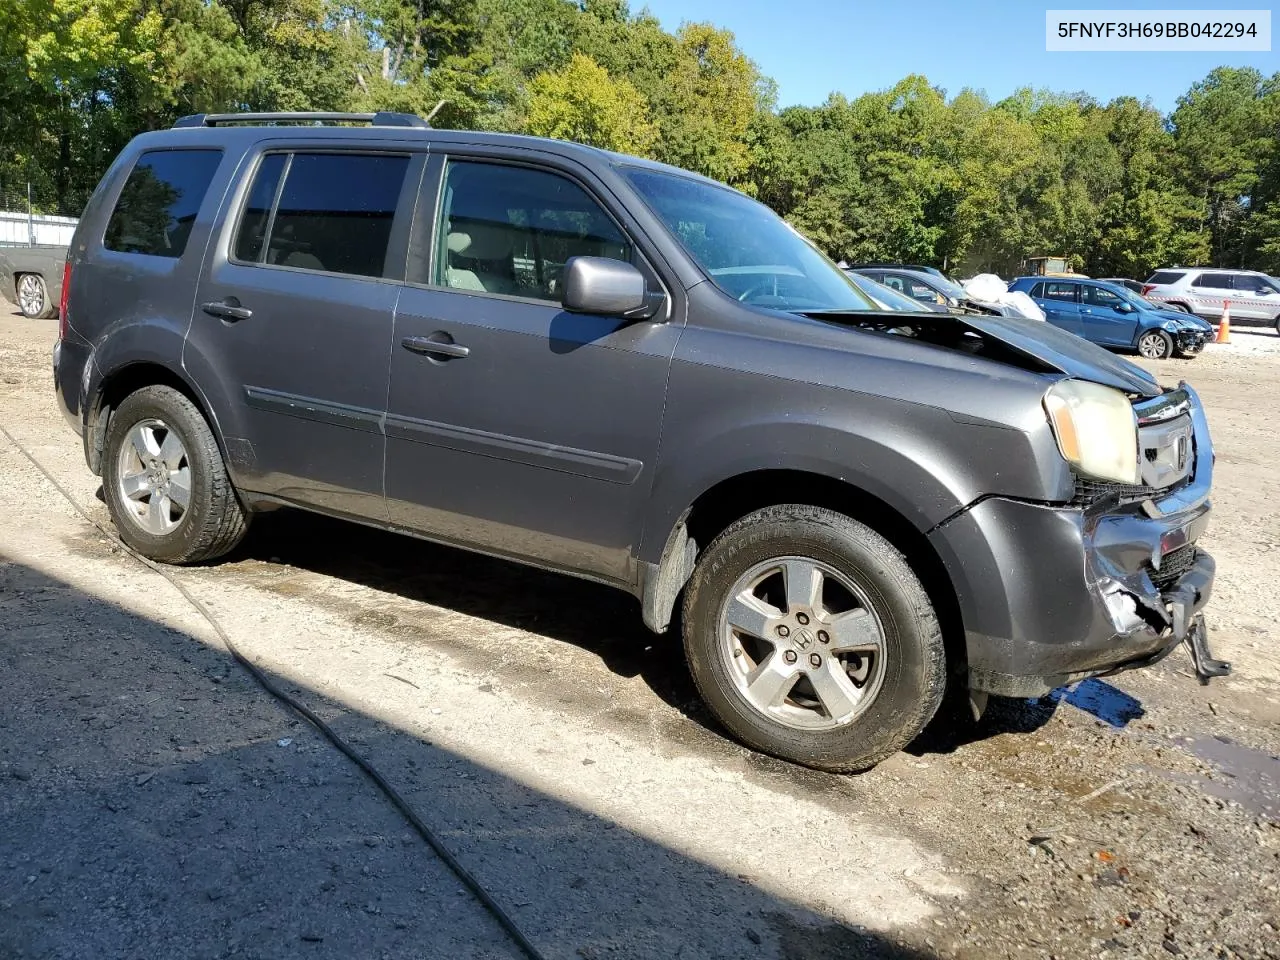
[{"x1": 1043, "y1": 380, "x2": 1140, "y2": 484}]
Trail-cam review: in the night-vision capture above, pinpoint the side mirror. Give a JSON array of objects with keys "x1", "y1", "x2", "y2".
[
  {"x1": 1117, "y1": 302, "x2": 1134, "y2": 313},
  {"x1": 562, "y1": 256, "x2": 651, "y2": 318}
]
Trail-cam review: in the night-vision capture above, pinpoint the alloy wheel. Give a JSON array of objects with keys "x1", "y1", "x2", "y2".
[
  {"x1": 718, "y1": 556, "x2": 886, "y2": 730},
  {"x1": 115, "y1": 418, "x2": 192, "y2": 535},
  {"x1": 17, "y1": 275, "x2": 45, "y2": 317}
]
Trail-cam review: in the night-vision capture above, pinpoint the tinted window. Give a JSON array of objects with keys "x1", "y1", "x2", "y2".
[
  {"x1": 434, "y1": 161, "x2": 631, "y2": 301},
  {"x1": 260, "y1": 153, "x2": 409, "y2": 278},
  {"x1": 233, "y1": 154, "x2": 287, "y2": 263},
  {"x1": 1030, "y1": 282, "x2": 1046, "y2": 298},
  {"x1": 1147, "y1": 271, "x2": 1185, "y2": 285},
  {"x1": 879, "y1": 274, "x2": 906, "y2": 293},
  {"x1": 1083, "y1": 285, "x2": 1124, "y2": 308},
  {"x1": 1043, "y1": 282, "x2": 1077, "y2": 303},
  {"x1": 1234, "y1": 274, "x2": 1275, "y2": 294},
  {"x1": 1192, "y1": 273, "x2": 1233, "y2": 289},
  {"x1": 104, "y1": 149, "x2": 222, "y2": 258}
]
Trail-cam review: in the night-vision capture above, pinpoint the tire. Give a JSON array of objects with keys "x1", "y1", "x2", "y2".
[
  {"x1": 102, "y1": 385, "x2": 248, "y2": 564},
  {"x1": 1137, "y1": 329, "x2": 1174, "y2": 360},
  {"x1": 16, "y1": 273, "x2": 55, "y2": 319},
  {"x1": 681, "y1": 504, "x2": 945, "y2": 773},
  {"x1": 1274, "y1": 315, "x2": 1279, "y2": 336},
  {"x1": 1163, "y1": 302, "x2": 1191, "y2": 314}
]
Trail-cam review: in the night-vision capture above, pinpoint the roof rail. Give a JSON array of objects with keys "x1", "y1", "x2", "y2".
[{"x1": 172, "y1": 111, "x2": 428, "y2": 129}]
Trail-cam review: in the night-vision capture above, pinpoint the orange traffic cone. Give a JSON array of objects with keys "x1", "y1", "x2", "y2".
[{"x1": 1215, "y1": 300, "x2": 1232, "y2": 343}]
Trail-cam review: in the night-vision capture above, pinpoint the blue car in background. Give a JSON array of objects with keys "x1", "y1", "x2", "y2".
[{"x1": 1008, "y1": 276, "x2": 1213, "y2": 359}]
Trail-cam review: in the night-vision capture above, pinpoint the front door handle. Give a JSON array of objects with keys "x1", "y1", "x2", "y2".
[
  {"x1": 401, "y1": 335, "x2": 470, "y2": 359},
  {"x1": 202, "y1": 299, "x2": 253, "y2": 321}
]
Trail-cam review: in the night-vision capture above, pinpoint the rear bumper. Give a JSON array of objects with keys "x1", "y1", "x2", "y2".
[{"x1": 52, "y1": 337, "x2": 88, "y2": 436}]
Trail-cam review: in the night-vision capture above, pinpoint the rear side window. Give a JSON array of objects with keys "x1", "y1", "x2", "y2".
[
  {"x1": 233, "y1": 152, "x2": 410, "y2": 278},
  {"x1": 1029, "y1": 282, "x2": 1045, "y2": 298},
  {"x1": 1043, "y1": 282, "x2": 1077, "y2": 302},
  {"x1": 104, "y1": 149, "x2": 223, "y2": 258},
  {"x1": 1146, "y1": 271, "x2": 1184, "y2": 285},
  {"x1": 1192, "y1": 273, "x2": 1233, "y2": 289}
]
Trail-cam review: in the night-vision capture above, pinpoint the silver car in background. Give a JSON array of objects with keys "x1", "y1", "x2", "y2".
[{"x1": 1143, "y1": 268, "x2": 1280, "y2": 334}]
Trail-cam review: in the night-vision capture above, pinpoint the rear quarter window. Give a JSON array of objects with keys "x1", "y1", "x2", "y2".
[
  {"x1": 103, "y1": 149, "x2": 223, "y2": 258},
  {"x1": 1146, "y1": 271, "x2": 1185, "y2": 285}
]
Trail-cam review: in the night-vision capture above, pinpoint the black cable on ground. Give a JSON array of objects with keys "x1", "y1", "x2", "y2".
[{"x1": 0, "y1": 421, "x2": 546, "y2": 960}]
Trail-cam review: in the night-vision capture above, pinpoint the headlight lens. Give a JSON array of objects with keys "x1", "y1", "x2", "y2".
[{"x1": 1043, "y1": 380, "x2": 1140, "y2": 484}]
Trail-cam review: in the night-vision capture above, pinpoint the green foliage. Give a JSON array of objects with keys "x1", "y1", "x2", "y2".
[
  {"x1": 1, "y1": 0, "x2": 1278, "y2": 277},
  {"x1": 526, "y1": 53, "x2": 655, "y2": 153}
]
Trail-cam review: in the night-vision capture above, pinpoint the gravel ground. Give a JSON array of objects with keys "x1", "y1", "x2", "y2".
[{"x1": 1, "y1": 311, "x2": 1277, "y2": 960}]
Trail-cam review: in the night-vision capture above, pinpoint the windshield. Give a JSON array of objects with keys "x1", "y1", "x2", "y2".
[
  {"x1": 844, "y1": 270, "x2": 932, "y2": 311},
  {"x1": 623, "y1": 167, "x2": 876, "y2": 311}
]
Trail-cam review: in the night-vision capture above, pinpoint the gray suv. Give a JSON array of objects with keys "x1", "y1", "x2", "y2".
[{"x1": 53, "y1": 112, "x2": 1228, "y2": 772}]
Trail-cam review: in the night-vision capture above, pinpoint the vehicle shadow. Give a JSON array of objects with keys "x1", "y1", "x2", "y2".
[
  {"x1": 235, "y1": 508, "x2": 1060, "y2": 762},
  {"x1": 0, "y1": 552, "x2": 945, "y2": 960}
]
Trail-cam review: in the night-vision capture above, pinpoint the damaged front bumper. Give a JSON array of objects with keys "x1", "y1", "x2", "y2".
[{"x1": 929, "y1": 382, "x2": 1229, "y2": 698}]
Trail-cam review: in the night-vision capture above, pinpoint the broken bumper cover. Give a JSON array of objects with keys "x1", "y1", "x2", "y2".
[{"x1": 929, "y1": 382, "x2": 1223, "y2": 698}]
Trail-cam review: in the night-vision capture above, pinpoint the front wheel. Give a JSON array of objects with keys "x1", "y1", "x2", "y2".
[
  {"x1": 16, "y1": 273, "x2": 55, "y2": 319},
  {"x1": 1137, "y1": 329, "x2": 1174, "y2": 359},
  {"x1": 102, "y1": 385, "x2": 248, "y2": 564},
  {"x1": 681, "y1": 505, "x2": 945, "y2": 772}
]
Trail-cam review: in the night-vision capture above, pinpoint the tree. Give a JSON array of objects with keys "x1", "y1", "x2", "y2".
[{"x1": 525, "y1": 52, "x2": 654, "y2": 153}]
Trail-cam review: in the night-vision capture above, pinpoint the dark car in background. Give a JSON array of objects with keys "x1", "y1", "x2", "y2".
[
  {"x1": 52, "y1": 111, "x2": 1226, "y2": 773},
  {"x1": 1009, "y1": 276, "x2": 1213, "y2": 359},
  {"x1": 0, "y1": 243, "x2": 68, "y2": 318},
  {"x1": 1099, "y1": 277, "x2": 1145, "y2": 295},
  {"x1": 851, "y1": 267, "x2": 970, "y2": 309},
  {"x1": 843, "y1": 269, "x2": 947, "y2": 312}
]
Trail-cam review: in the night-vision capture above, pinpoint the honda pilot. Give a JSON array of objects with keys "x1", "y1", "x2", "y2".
[{"x1": 53, "y1": 111, "x2": 1228, "y2": 772}]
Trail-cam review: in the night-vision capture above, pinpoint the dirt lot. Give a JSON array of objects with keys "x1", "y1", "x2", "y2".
[{"x1": 2, "y1": 312, "x2": 1278, "y2": 960}]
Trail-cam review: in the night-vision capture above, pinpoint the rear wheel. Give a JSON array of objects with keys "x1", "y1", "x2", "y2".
[
  {"x1": 102, "y1": 385, "x2": 248, "y2": 564},
  {"x1": 681, "y1": 504, "x2": 945, "y2": 772},
  {"x1": 1137, "y1": 329, "x2": 1174, "y2": 359},
  {"x1": 16, "y1": 274, "x2": 55, "y2": 319},
  {"x1": 1164, "y1": 302, "x2": 1191, "y2": 314}
]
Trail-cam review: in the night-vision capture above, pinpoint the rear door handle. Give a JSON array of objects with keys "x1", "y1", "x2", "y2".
[
  {"x1": 401, "y1": 335, "x2": 470, "y2": 359},
  {"x1": 202, "y1": 300, "x2": 253, "y2": 321}
]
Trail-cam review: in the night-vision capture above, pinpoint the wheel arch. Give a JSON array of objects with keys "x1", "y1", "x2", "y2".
[
  {"x1": 638, "y1": 468, "x2": 966, "y2": 680},
  {"x1": 86, "y1": 360, "x2": 226, "y2": 478}
]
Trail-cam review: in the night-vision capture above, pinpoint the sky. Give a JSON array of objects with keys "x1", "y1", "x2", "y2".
[{"x1": 637, "y1": 0, "x2": 1278, "y2": 113}]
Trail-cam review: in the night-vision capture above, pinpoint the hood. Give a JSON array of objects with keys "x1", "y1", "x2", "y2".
[
  {"x1": 1153, "y1": 308, "x2": 1212, "y2": 331},
  {"x1": 961, "y1": 313, "x2": 1161, "y2": 396},
  {"x1": 802, "y1": 308, "x2": 1163, "y2": 397}
]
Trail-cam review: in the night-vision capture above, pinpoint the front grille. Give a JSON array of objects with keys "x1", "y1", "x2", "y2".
[
  {"x1": 1148, "y1": 542, "x2": 1198, "y2": 591},
  {"x1": 1072, "y1": 476, "x2": 1163, "y2": 506}
]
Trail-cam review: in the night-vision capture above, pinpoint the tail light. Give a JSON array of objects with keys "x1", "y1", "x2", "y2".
[
  {"x1": 1141, "y1": 284, "x2": 1156, "y2": 296},
  {"x1": 58, "y1": 259, "x2": 71, "y2": 340}
]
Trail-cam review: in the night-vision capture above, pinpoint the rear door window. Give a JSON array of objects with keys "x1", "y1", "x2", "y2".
[
  {"x1": 1192, "y1": 273, "x2": 1233, "y2": 289},
  {"x1": 1043, "y1": 282, "x2": 1078, "y2": 303},
  {"x1": 232, "y1": 152, "x2": 411, "y2": 278},
  {"x1": 1146, "y1": 271, "x2": 1185, "y2": 285},
  {"x1": 104, "y1": 149, "x2": 223, "y2": 258}
]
